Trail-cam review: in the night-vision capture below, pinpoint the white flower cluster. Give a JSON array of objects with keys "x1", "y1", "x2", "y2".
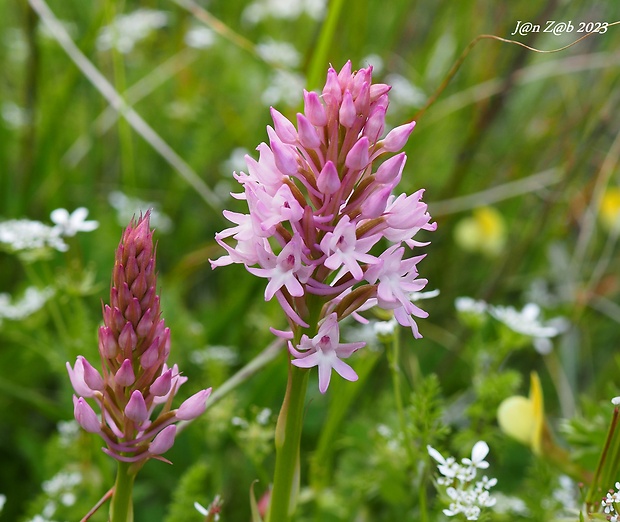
[
  {"x1": 0, "y1": 286, "x2": 54, "y2": 324},
  {"x1": 0, "y1": 220, "x2": 68, "y2": 253},
  {"x1": 190, "y1": 345, "x2": 239, "y2": 366},
  {"x1": 602, "y1": 482, "x2": 620, "y2": 522},
  {"x1": 489, "y1": 303, "x2": 569, "y2": 354},
  {"x1": 261, "y1": 69, "x2": 306, "y2": 107},
  {"x1": 184, "y1": 26, "x2": 215, "y2": 49},
  {"x1": 25, "y1": 471, "x2": 82, "y2": 522},
  {"x1": 242, "y1": 0, "x2": 326, "y2": 24},
  {"x1": 96, "y1": 9, "x2": 168, "y2": 54},
  {"x1": 427, "y1": 441, "x2": 497, "y2": 521},
  {"x1": 256, "y1": 39, "x2": 301, "y2": 68},
  {"x1": 455, "y1": 297, "x2": 569, "y2": 354},
  {"x1": 0, "y1": 208, "x2": 98, "y2": 255},
  {"x1": 108, "y1": 191, "x2": 172, "y2": 232}
]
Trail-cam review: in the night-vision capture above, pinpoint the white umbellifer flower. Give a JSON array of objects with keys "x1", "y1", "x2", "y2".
[
  {"x1": 602, "y1": 481, "x2": 620, "y2": 521},
  {"x1": 50, "y1": 208, "x2": 98, "y2": 237},
  {"x1": 491, "y1": 492, "x2": 529, "y2": 515},
  {"x1": 97, "y1": 9, "x2": 168, "y2": 54},
  {"x1": 612, "y1": 396, "x2": 620, "y2": 406},
  {"x1": 256, "y1": 408, "x2": 272, "y2": 425},
  {"x1": 108, "y1": 191, "x2": 172, "y2": 232},
  {"x1": 42, "y1": 471, "x2": 82, "y2": 496},
  {"x1": 360, "y1": 54, "x2": 384, "y2": 75},
  {"x1": 256, "y1": 39, "x2": 301, "y2": 67},
  {"x1": 0, "y1": 287, "x2": 54, "y2": 323},
  {"x1": 41, "y1": 500, "x2": 56, "y2": 519},
  {"x1": 0, "y1": 219, "x2": 68, "y2": 253},
  {"x1": 427, "y1": 441, "x2": 497, "y2": 520},
  {"x1": 462, "y1": 441, "x2": 490, "y2": 470},
  {"x1": 455, "y1": 296, "x2": 488, "y2": 315},
  {"x1": 231, "y1": 416, "x2": 249, "y2": 428},
  {"x1": 489, "y1": 303, "x2": 569, "y2": 354},
  {"x1": 57, "y1": 420, "x2": 80, "y2": 447},
  {"x1": 373, "y1": 318, "x2": 398, "y2": 337},
  {"x1": 189, "y1": 345, "x2": 238, "y2": 366},
  {"x1": 184, "y1": 26, "x2": 215, "y2": 49},
  {"x1": 0, "y1": 494, "x2": 5, "y2": 513},
  {"x1": 2, "y1": 101, "x2": 29, "y2": 128},
  {"x1": 222, "y1": 147, "x2": 251, "y2": 175},
  {"x1": 261, "y1": 69, "x2": 306, "y2": 107},
  {"x1": 242, "y1": 0, "x2": 326, "y2": 24},
  {"x1": 384, "y1": 73, "x2": 426, "y2": 109}
]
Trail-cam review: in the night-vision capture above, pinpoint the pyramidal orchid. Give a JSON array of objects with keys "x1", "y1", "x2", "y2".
[
  {"x1": 211, "y1": 61, "x2": 435, "y2": 393},
  {"x1": 67, "y1": 212, "x2": 211, "y2": 522},
  {"x1": 211, "y1": 62, "x2": 435, "y2": 522}
]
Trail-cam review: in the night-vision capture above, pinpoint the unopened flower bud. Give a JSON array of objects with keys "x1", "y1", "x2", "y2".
[
  {"x1": 271, "y1": 108, "x2": 298, "y2": 144},
  {"x1": 339, "y1": 91, "x2": 356, "y2": 128},
  {"x1": 98, "y1": 326, "x2": 118, "y2": 358},
  {"x1": 296, "y1": 113, "x2": 321, "y2": 150},
  {"x1": 382, "y1": 121, "x2": 416, "y2": 152},
  {"x1": 149, "y1": 424, "x2": 177, "y2": 455},
  {"x1": 375, "y1": 153, "x2": 406, "y2": 184},
  {"x1": 317, "y1": 161, "x2": 340, "y2": 195},
  {"x1": 115, "y1": 359, "x2": 136, "y2": 387},
  {"x1": 176, "y1": 388, "x2": 212, "y2": 421},
  {"x1": 118, "y1": 322, "x2": 138, "y2": 354},
  {"x1": 73, "y1": 396, "x2": 101, "y2": 433},
  {"x1": 80, "y1": 356, "x2": 104, "y2": 392},
  {"x1": 150, "y1": 368, "x2": 172, "y2": 397},
  {"x1": 303, "y1": 90, "x2": 327, "y2": 127},
  {"x1": 345, "y1": 137, "x2": 369, "y2": 170},
  {"x1": 125, "y1": 390, "x2": 149, "y2": 423}
]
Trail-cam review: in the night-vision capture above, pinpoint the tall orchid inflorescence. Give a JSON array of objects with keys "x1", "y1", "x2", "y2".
[
  {"x1": 211, "y1": 61, "x2": 435, "y2": 393},
  {"x1": 67, "y1": 212, "x2": 211, "y2": 465}
]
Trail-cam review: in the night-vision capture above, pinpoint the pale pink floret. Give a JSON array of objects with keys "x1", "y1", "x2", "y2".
[
  {"x1": 248, "y1": 235, "x2": 313, "y2": 300},
  {"x1": 320, "y1": 215, "x2": 380, "y2": 281},
  {"x1": 290, "y1": 313, "x2": 365, "y2": 393}
]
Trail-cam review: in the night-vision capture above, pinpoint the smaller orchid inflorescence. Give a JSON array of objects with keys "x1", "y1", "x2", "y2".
[
  {"x1": 67, "y1": 212, "x2": 211, "y2": 465},
  {"x1": 211, "y1": 61, "x2": 435, "y2": 392}
]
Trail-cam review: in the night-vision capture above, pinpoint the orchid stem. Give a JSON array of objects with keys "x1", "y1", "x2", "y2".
[
  {"x1": 268, "y1": 362, "x2": 310, "y2": 522},
  {"x1": 109, "y1": 461, "x2": 135, "y2": 522}
]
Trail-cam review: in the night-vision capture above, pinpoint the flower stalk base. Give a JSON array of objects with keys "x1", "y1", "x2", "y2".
[
  {"x1": 109, "y1": 461, "x2": 136, "y2": 522},
  {"x1": 268, "y1": 363, "x2": 309, "y2": 522}
]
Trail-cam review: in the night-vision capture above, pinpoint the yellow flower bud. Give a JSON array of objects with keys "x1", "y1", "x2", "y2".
[
  {"x1": 453, "y1": 206, "x2": 506, "y2": 257},
  {"x1": 497, "y1": 372, "x2": 544, "y2": 454},
  {"x1": 599, "y1": 187, "x2": 620, "y2": 232}
]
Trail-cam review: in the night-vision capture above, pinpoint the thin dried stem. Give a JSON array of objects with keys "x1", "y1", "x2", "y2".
[
  {"x1": 413, "y1": 22, "x2": 620, "y2": 122},
  {"x1": 63, "y1": 48, "x2": 198, "y2": 168},
  {"x1": 28, "y1": 0, "x2": 221, "y2": 211},
  {"x1": 429, "y1": 167, "x2": 561, "y2": 216},
  {"x1": 574, "y1": 127, "x2": 620, "y2": 282},
  {"x1": 171, "y1": 0, "x2": 261, "y2": 61},
  {"x1": 80, "y1": 487, "x2": 114, "y2": 522}
]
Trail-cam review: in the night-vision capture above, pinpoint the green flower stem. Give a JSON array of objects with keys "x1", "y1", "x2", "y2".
[
  {"x1": 387, "y1": 329, "x2": 415, "y2": 465},
  {"x1": 268, "y1": 362, "x2": 310, "y2": 522},
  {"x1": 109, "y1": 461, "x2": 135, "y2": 522}
]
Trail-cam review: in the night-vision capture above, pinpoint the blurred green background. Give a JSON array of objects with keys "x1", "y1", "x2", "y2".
[{"x1": 1, "y1": 0, "x2": 620, "y2": 520}]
